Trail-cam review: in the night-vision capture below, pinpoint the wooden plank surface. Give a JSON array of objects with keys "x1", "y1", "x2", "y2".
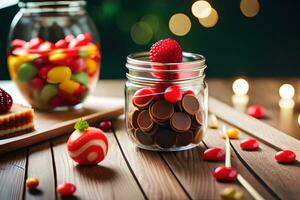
[
  {"x1": 52, "y1": 131, "x2": 144, "y2": 200},
  {"x1": 0, "y1": 150, "x2": 27, "y2": 200},
  {"x1": 25, "y1": 142, "x2": 55, "y2": 200},
  {"x1": 113, "y1": 118, "x2": 190, "y2": 200}
]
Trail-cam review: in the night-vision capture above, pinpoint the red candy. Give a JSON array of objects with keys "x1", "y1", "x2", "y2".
[
  {"x1": 275, "y1": 150, "x2": 296, "y2": 164},
  {"x1": 69, "y1": 58, "x2": 85, "y2": 72},
  {"x1": 247, "y1": 105, "x2": 265, "y2": 118},
  {"x1": 39, "y1": 66, "x2": 52, "y2": 79},
  {"x1": 25, "y1": 37, "x2": 43, "y2": 49},
  {"x1": 11, "y1": 39, "x2": 26, "y2": 49},
  {"x1": 74, "y1": 85, "x2": 86, "y2": 98},
  {"x1": 30, "y1": 77, "x2": 45, "y2": 91},
  {"x1": 67, "y1": 119, "x2": 109, "y2": 165},
  {"x1": 38, "y1": 41, "x2": 55, "y2": 51},
  {"x1": 240, "y1": 138, "x2": 259, "y2": 150},
  {"x1": 55, "y1": 39, "x2": 69, "y2": 49},
  {"x1": 49, "y1": 96, "x2": 64, "y2": 107},
  {"x1": 69, "y1": 33, "x2": 91, "y2": 48},
  {"x1": 164, "y1": 85, "x2": 182, "y2": 103},
  {"x1": 99, "y1": 120, "x2": 112, "y2": 132},
  {"x1": 57, "y1": 182, "x2": 76, "y2": 197},
  {"x1": 213, "y1": 166, "x2": 238, "y2": 182},
  {"x1": 202, "y1": 147, "x2": 225, "y2": 161},
  {"x1": 32, "y1": 57, "x2": 49, "y2": 68},
  {"x1": 132, "y1": 88, "x2": 156, "y2": 108},
  {"x1": 0, "y1": 88, "x2": 13, "y2": 114}
]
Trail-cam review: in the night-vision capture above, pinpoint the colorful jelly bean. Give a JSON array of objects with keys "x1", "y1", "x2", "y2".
[
  {"x1": 224, "y1": 128, "x2": 239, "y2": 139},
  {"x1": 49, "y1": 96, "x2": 64, "y2": 107},
  {"x1": 40, "y1": 84, "x2": 58, "y2": 102},
  {"x1": 59, "y1": 80, "x2": 80, "y2": 95},
  {"x1": 240, "y1": 138, "x2": 259, "y2": 150},
  {"x1": 55, "y1": 39, "x2": 69, "y2": 49},
  {"x1": 74, "y1": 85, "x2": 87, "y2": 98},
  {"x1": 47, "y1": 66, "x2": 71, "y2": 83},
  {"x1": 49, "y1": 53, "x2": 67, "y2": 64},
  {"x1": 247, "y1": 105, "x2": 265, "y2": 118},
  {"x1": 85, "y1": 58, "x2": 98, "y2": 74},
  {"x1": 26, "y1": 177, "x2": 39, "y2": 190},
  {"x1": 11, "y1": 39, "x2": 26, "y2": 49},
  {"x1": 164, "y1": 85, "x2": 182, "y2": 103},
  {"x1": 69, "y1": 58, "x2": 85, "y2": 73},
  {"x1": 71, "y1": 72, "x2": 88, "y2": 85},
  {"x1": 30, "y1": 77, "x2": 45, "y2": 91},
  {"x1": 17, "y1": 63, "x2": 38, "y2": 82},
  {"x1": 202, "y1": 147, "x2": 225, "y2": 161},
  {"x1": 213, "y1": 166, "x2": 237, "y2": 182},
  {"x1": 39, "y1": 66, "x2": 52, "y2": 79},
  {"x1": 57, "y1": 182, "x2": 76, "y2": 197},
  {"x1": 25, "y1": 37, "x2": 43, "y2": 49},
  {"x1": 275, "y1": 150, "x2": 296, "y2": 164}
]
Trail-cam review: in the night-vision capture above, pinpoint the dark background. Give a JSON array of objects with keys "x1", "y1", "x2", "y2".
[{"x1": 1, "y1": 0, "x2": 300, "y2": 80}]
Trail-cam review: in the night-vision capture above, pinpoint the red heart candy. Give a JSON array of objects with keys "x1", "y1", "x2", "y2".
[
  {"x1": 247, "y1": 105, "x2": 265, "y2": 118},
  {"x1": 275, "y1": 150, "x2": 296, "y2": 164},
  {"x1": 213, "y1": 166, "x2": 237, "y2": 182},
  {"x1": 240, "y1": 138, "x2": 259, "y2": 150},
  {"x1": 202, "y1": 147, "x2": 225, "y2": 161}
]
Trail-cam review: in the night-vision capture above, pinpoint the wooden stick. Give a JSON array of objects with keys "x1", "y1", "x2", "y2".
[{"x1": 223, "y1": 125, "x2": 265, "y2": 200}]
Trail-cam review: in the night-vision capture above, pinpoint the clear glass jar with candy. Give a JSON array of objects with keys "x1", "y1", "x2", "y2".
[
  {"x1": 7, "y1": 0, "x2": 100, "y2": 110},
  {"x1": 125, "y1": 52, "x2": 208, "y2": 151}
]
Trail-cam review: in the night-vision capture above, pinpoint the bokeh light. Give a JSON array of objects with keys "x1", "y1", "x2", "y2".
[
  {"x1": 298, "y1": 114, "x2": 300, "y2": 125},
  {"x1": 232, "y1": 78, "x2": 249, "y2": 95},
  {"x1": 199, "y1": 8, "x2": 219, "y2": 28},
  {"x1": 279, "y1": 84, "x2": 295, "y2": 99},
  {"x1": 130, "y1": 22, "x2": 153, "y2": 45},
  {"x1": 240, "y1": 0, "x2": 260, "y2": 17},
  {"x1": 191, "y1": 0, "x2": 212, "y2": 19},
  {"x1": 169, "y1": 13, "x2": 191, "y2": 36},
  {"x1": 142, "y1": 14, "x2": 160, "y2": 33}
]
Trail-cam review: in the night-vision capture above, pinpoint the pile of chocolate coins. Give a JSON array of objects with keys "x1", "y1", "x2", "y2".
[{"x1": 128, "y1": 86, "x2": 204, "y2": 149}]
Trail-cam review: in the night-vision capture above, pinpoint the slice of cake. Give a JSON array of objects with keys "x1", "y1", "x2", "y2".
[
  {"x1": 0, "y1": 104, "x2": 35, "y2": 137},
  {"x1": 0, "y1": 88, "x2": 34, "y2": 137}
]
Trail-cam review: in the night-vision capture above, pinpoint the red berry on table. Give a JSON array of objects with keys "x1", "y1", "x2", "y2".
[
  {"x1": 0, "y1": 88, "x2": 13, "y2": 114},
  {"x1": 132, "y1": 88, "x2": 157, "y2": 109},
  {"x1": 150, "y1": 38, "x2": 182, "y2": 63},
  {"x1": 202, "y1": 147, "x2": 225, "y2": 161},
  {"x1": 57, "y1": 182, "x2": 76, "y2": 197},
  {"x1": 67, "y1": 119, "x2": 109, "y2": 165},
  {"x1": 240, "y1": 138, "x2": 259, "y2": 150},
  {"x1": 26, "y1": 177, "x2": 39, "y2": 190},
  {"x1": 164, "y1": 85, "x2": 182, "y2": 103},
  {"x1": 247, "y1": 105, "x2": 265, "y2": 118},
  {"x1": 99, "y1": 120, "x2": 112, "y2": 132},
  {"x1": 213, "y1": 166, "x2": 238, "y2": 182},
  {"x1": 275, "y1": 150, "x2": 296, "y2": 164}
]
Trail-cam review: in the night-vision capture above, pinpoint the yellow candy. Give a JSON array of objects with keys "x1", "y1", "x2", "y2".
[
  {"x1": 59, "y1": 80, "x2": 80, "y2": 95},
  {"x1": 49, "y1": 53, "x2": 67, "y2": 62},
  {"x1": 85, "y1": 58, "x2": 98, "y2": 74},
  {"x1": 83, "y1": 44, "x2": 98, "y2": 57},
  {"x1": 220, "y1": 187, "x2": 236, "y2": 200},
  {"x1": 7, "y1": 55, "x2": 30, "y2": 78},
  {"x1": 47, "y1": 66, "x2": 71, "y2": 84},
  {"x1": 223, "y1": 128, "x2": 239, "y2": 139}
]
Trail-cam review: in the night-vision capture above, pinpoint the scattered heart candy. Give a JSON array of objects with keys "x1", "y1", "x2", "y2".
[
  {"x1": 164, "y1": 85, "x2": 182, "y2": 103},
  {"x1": 213, "y1": 166, "x2": 237, "y2": 182},
  {"x1": 275, "y1": 150, "x2": 296, "y2": 164},
  {"x1": 202, "y1": 147, "x2": 225, "y2": 161},
  {"x1": 240, "y1": 138, "x2": 259, "y2": 150},
  {"x1": 57, "y1": 182, "x2": 76, "y2": 197},
  {"x1": 247, "y1": 105, "x2": 265, "y2": 118},
  {"x1": 99, "y1": 120, "x2": 112, "y2": 132}
]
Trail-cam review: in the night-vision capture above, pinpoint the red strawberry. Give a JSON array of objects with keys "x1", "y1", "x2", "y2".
[
  {"x1": 150, "y1": 39, "x2": 182, "y2": 79},
  {"x1": 0, "y1": 88, "x2": 13, "y2": 114},
  {"x1": 150, "y1": 38, "x2": 182, "y2": 63}
]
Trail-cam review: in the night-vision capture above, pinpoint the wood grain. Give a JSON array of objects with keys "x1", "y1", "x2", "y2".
[
  {"x1": 209, "y1": 97, "x2": 300, "y2": 160},
  {"x1": 204, "y1": 128, "x2": 276, "y2": 200},
  {"x1": 0, "y1": 96, "x2": 124, "y2": 154},
  {"x1": 25, "y1": 142, "x2": 55, "y2": 200},
  {"x1": 113, "y1": 117, "x2": 189, "y2": 200},
  {"x1": 228, "y1": 127, "x2": 300, "y2": 200},
  {"x1": 52, "y1": 131, "x2": 144, "y2": 200},
  {"x1": 0, "y1": 150, "x2": 27, "y2": 200}
]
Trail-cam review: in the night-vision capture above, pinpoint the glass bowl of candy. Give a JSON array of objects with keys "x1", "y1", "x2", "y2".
[
  {"x1": 7, "y1": 0, "x2": 100, "y2": 110},
  {"x1": 125, "y1": 39, "x2": 208, "y2": 151}
]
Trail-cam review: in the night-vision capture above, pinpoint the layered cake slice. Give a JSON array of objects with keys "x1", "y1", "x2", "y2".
[{"x1": 0, "y1": 88, "x2": 34, "y2": 137}]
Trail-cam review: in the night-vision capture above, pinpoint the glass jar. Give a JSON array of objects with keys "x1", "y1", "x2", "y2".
[
  {"x1": 125, "y1": 52, "x2": 208, "y2": 151},
  {"x1": 7, "y1": 0, "x2": 100, "y2": 110}
]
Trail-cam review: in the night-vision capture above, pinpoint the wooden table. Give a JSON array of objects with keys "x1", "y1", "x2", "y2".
[{"x1": 1, "y1": 79, "x2": 300, "y2": 200}]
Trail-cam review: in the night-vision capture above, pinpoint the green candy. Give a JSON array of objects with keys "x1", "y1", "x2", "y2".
[
  {"x1": 71, "y1": 72, "x2": 88, "y2": 85},
  {"x1": 17, "y1": 63, "x2": 38, "y2": 82},
  {"x1": 32, "y1": 90, "x2": 41, "y2": 102},
  {"x1": 40, "y1": 84, "x2": 58, "y2": 102}
]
